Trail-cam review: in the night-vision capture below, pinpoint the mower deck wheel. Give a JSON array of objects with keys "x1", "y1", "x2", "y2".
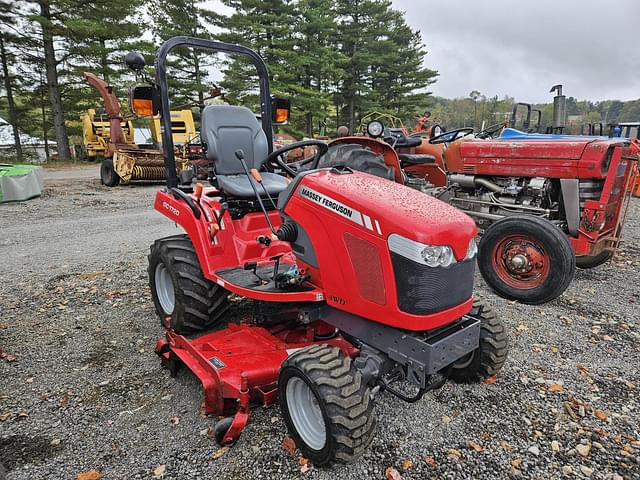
[
  {"x1": 100, "y1": 158, "x2": 120, "y2": 187},
  {"x1": 148, "y1": 234, "x2": 229, "y2": 334},
  {"x1": 576, "y1": 251, "x2": 613, "y2": 269},
  {"x1": 450, "y1": 300, "x2": 508, "y2": 382},
  {"x1": 478, "y1": 214, "x2": 575, "y2": 305},
  {"x1": 278, "y1": 344, "x2": 376, "y2": 466},
  {"x1": 213, "y1": 417, "x2": 234, "y2": 445}
]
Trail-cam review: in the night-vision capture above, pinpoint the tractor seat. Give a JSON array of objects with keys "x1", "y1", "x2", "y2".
[
  {"x1": 216, "y1": 173, "x2": 288, "y2": 198},
  {"x1": 398, "y1": 153, "x2": 436, "y2": 165},
  {"x1": 201, "y1": 104, "x2": 288, "y2": 198}
]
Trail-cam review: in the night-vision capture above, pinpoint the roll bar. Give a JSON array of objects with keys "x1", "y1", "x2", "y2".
[{"x1": 155, "y1": 36, "x2": 274, "y2": 189}]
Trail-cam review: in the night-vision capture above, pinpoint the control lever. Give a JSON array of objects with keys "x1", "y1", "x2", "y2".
[{"x1": 235, "y1": 149, "x2": 277, "y2": 236}]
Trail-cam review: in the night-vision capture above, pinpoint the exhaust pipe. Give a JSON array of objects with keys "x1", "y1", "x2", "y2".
[{"x1": 449, "y1": 174, "x2": 503, "y2": 194}]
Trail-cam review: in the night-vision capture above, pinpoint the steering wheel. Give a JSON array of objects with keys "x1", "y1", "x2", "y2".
[
  {"x1": 475, "y1": 122, "x2": 505, "y2": 139},
  {"x1": 429, "y1": 128, "x2": 474, "y2": 145},
  {"x1": 383, "y1": 128, "x2": 422, "y2": 148},
  {"x1": 263, "y1": 140, "x2": 329, "y2": 177}
]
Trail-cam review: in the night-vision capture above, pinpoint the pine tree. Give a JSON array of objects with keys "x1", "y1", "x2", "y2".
[
  {"x1": 289, "y1": 0, "x2": 345, "y2": 137},
  {"x1": 23, "y1": 0, "x2": 73, "y2": 160},
  {"x1": 148, "y1": 0, "x2": 218, "y2": 111},
  {"x1": 0, "y1": 0, "x2": 23, "y2": 160}
]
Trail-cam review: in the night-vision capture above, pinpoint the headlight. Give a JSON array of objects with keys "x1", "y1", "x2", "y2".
[
  {"x1": 421, "y1": 245, "x2": 455, "y2": 267},
  {"x1": 465, "y1": 238, "x2": 478, "y2": 260},
  {"x1": 367, "y1": 120, "x2": 384, "y2": 138},
  {"x1": 388, "y1": 234, "x2": 460, "y2": 267}
]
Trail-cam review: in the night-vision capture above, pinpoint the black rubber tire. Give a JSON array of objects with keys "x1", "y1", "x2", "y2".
[
  {"x1": 278, "y1": 344, "x2": 376, "y2": 466},
  {"x1": 148, "y1": 234, "x2": 229, "y2": 334},
  {"x1": 318, "y1": 143, "x2": 394, "y2": 180},
  {"x1": 100, "y1": 157, "x2": 120, "y2": 187},
  {"x1": 450, "y1": 301, "x2": 508, "y2": 382},
  {"x1": 576, "y1": 251, "x2": 613, "y2": 269},
  {"x1": 478, "y1": 215, "x2": 576, "y2": 305},
  {"x1": 213, "y1": 417, "x2": 234, "y2": 445}
]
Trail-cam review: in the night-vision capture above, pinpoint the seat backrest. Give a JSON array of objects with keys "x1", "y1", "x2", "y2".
[{"x1": 200, "y1": 105, "x2": 269, "y2": 175}]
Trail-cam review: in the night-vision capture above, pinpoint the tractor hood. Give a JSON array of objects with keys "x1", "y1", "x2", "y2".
[
  {"x1": 461, "y1": 128, "x2": 629, "y2": 161},
  {"x1": 286, "y1": 169, "x2": 477, "y2": 261}
]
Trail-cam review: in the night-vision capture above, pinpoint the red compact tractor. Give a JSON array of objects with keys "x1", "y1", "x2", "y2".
[
  {"x1": 331, "y1": 120, "x2": 639, "y2": 305},
  {"x1": 126, "y1": 37, "x2": 508, "y2": 465}
]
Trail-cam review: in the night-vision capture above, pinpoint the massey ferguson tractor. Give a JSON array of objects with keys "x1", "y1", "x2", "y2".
[
  {"x1": 126, "y1": 37, "x2": 508, "y2": 465},
  {"x1": 332, "y1": 120, "x2": 639, "y2": 305}
]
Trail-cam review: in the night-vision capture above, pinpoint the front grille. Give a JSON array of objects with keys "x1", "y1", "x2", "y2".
[
  {"x1": 391, "y1": 253, "x2": 475, "y2": 314},
  {"x1": 344, "y1": 233, "x2": 386, "y2": 305},
  {"x1": 579, "y1": 180, "x2": 605, "y2": 211}
]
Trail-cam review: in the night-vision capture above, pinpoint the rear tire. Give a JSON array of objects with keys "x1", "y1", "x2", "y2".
[
  {"x1": 100, "y1": 157, "x2": 120, "y2": 186},
  {"x1": 148, "y1": 235, "x2": 229, "y2": 334},
  {"x1": 576, "y1": 251, "x2": 613, "y2": 269},
  {"x1": 478, "y1": 215, "x2": 575, "y2": 304},
  {"x1": 319, "y1": 143, "x2": 394, "y2": 180},
  {"x1": 279, "y1": 344, "x2": 376, "y2": 466},
  {"x1": 450, "y1": 301, "x2": 508, "y2": 382}
]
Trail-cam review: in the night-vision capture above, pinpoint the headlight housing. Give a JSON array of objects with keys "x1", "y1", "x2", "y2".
[
  {"x1": 367, "y1": 120, "x2": 384, "y2": 138},
  {"x1": 388, "y1": 234, "x2": 476, "y2": 267}
]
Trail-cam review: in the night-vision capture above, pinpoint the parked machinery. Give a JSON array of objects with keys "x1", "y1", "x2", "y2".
[
  {"x1": 125, "y1": 37, "x2": 509, "y2": 465},
  {"x1": 79, "y1": 108, "x2": 134, "y2": 160},
  {"x1": 83, "y1": 72, "x2": 187, "y2": 186},
  {"x1": 325, "y1": 113, "x2": 639, "y2": 305}
]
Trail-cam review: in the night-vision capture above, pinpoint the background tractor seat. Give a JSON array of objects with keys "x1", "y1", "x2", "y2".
[
  {"x1": 398, "y1": 153, "x2": 436, "y2": 165},
  {"x1": 201, "y1": 105, "x2": 288, "y2": 198}
]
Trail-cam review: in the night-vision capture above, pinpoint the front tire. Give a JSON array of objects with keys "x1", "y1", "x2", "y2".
[
  {"x1": 100, "y1": 158, "x2": 120, "y2": 186},
  {"x1": 450, "y1": 301, "x2": 508, "y2": 382},
  {"x1": 576, "y1": 251, "x2": 613, "y2": 269},
  {"x1": 148, "y1": 235, "x2": 229, "y2": 334},
  {"x1": 478, "y1": 215, "x2": 575, "y2": 304},
  {"x1": 278, "y1": 345, "x2": 376, "y2": 466}
]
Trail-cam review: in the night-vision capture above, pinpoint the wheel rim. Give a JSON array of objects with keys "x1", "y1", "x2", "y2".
[
  {"x1": 491, "y1": 234, "x2": 550, "y2": 289},
  {"x1": 286, "y1": 376, "x2": 326, "y2": 450},
  {"x1": 155, "y1": 262, "x2": 175, "y2": 314}
]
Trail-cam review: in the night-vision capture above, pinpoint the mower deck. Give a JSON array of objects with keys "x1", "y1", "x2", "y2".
[{"x1": 155, "y1": 320, "x2": 358, "y2": 444}]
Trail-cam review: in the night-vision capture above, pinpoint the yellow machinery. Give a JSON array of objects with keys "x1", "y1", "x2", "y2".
[
  {"x1": 150, "y1": 110, "x2": 197, "y2": 146},
  {"x1": 80, "y1": 108, "x2": 134, "y2": 159},
  {"x1": 83, "y1": 72, "x2": 191, "y2": 186}
]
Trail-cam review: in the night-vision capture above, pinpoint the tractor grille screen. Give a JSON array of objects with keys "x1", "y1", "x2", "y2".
[
  {"x1": 391, "y1": 253, "x2": 474, "y2": 314},
  {"x1": 343, "y1": 233, "x2": 386, "y2": 305}
]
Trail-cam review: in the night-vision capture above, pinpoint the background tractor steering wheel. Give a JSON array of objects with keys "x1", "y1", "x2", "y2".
[
  {"x1": 428, "y1": 127, "x2": 474, "y2": 145},
  {"x1": 263, "y1": 140, "x2": 329, "y2": 177},
  {"x1": 475, "y1": 122, "x2": 506, "y2": 139}
]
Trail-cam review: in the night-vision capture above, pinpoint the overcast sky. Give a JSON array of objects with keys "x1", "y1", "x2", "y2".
[{"x1": 392, "y1": 0, "x2": 640, "y2": 102}]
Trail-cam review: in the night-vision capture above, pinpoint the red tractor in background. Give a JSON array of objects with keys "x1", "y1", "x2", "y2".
[
  {"x1": 126, "y1": 37, "x2": 508, "y2": 466},
  {"x1": 327, "y1": 118, "x2": 638, "y2": 305}
]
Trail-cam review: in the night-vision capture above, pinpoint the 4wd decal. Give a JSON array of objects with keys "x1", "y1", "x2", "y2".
[{"x1": 298, "y1": 186, "x2": 364, "y2": 225}]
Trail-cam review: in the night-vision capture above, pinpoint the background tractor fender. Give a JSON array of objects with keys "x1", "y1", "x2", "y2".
[{"x1": 329, "y1": 137, "x2": 404, "y2": 184}]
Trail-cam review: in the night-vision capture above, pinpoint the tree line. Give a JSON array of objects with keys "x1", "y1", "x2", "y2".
[
  {"x1": 0, "y1": 0, "x2": 436, "y2": 161},
  {"x1": 429, "y1": 92, "x2": 640, "y2": 133}
]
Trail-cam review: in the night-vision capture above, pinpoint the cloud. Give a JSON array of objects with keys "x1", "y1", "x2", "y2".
[{"x1": 392, "y1": 0, "x2": 640, "y2": 102}]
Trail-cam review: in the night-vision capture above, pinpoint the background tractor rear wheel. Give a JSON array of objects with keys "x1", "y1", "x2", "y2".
[
  {"x1": 278, "y1": 344, "x2": 376, "y2": 466},
  {"x1": 576, "y1": 251, "x2": 613, "y2": 269},
  {"x1": 318, "y1": 143, "x2": 394, "y2": 180},
  {"x1": 450, "y1": 301, "x2": 508, "y2": 382},
  {"x1": 478, "y1": 215, "x2": 575, "y2": 305},
  {"x1": 100, "y1": 157, "x2": 120, "y2": 187},
  {"x1": 148, "y1": 234, "x2": 229, "y2": 334}
]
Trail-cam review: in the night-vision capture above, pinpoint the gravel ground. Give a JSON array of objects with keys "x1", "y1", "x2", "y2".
[{"x1": 1, "y1": 169, "x2": 639, "y2": 480}]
